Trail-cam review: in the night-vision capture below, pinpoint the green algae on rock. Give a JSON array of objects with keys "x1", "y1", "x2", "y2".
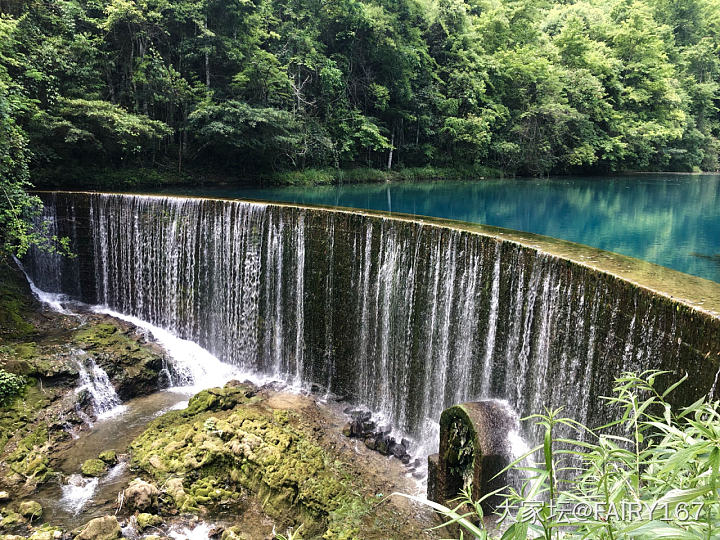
[
  {"x1": 0, "y1": 260, "x2": 38, "y2": 342},
  {"x1": 131, "y1": 384, "x2": 385, "y2": 538},
  {"x1": 80, "y1": 459, "x2": 107, "y2": 478},
  {"x1": 70, "y1": 323, "x2": 165, "y2": 401},
  {"x1": 72, "y1": 515, "x2": 121, "y2": 540},
  {"x1": 0, "y1": 259, "x2": 174, "y2": 499},
  {"x1": 97, "y1": 451, "x2": 117, "y2": 465},
  {"x1": 17, "y1": 502, "x2": 42, "y2": 521},
  {"x1": 135, "y1": 513, "x2": 162, "y2": 532}
]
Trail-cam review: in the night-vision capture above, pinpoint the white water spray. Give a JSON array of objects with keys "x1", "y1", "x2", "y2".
[{"x1": 74, "y1": 352, "x2": 126, "y2": 420}]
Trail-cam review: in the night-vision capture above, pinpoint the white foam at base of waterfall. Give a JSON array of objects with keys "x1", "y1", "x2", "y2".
[
  {"x1": 91, "y1": 306, "x2": 302, "y2": 394},
  {"x1": 167, "y1": 521, "x2": 216, "y2": 540},
  {"x1": 60, "y1": 474, "x2": 99, "y2": 515},
  {"x1": 20, "y1": 262, "x2": 301, "y2": 397},
  {"x1": 14, "y1": 256, "x2": 75, "y2": 314}
]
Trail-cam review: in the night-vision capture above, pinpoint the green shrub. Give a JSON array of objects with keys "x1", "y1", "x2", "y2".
[
  {"x1": 268, "y1": 165, "x2": 504, "y2": 186},
  {"x1": 0, "y1": 369, "x2": 25, "y2": 405},
  {"x1": 399, "y1": 371, "x2": 720, "y2": 539}
]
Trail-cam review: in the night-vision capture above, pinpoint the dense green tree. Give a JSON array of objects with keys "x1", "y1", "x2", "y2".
[{"x1": 0, "y1": 0, "x2": 718, "y2": 185}]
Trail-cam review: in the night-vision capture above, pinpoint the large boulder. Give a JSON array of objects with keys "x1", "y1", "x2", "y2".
[
  {"x1": 73, "y1": 515, "x2": 121, "y2": 540},
  {"x1": 124, "y1": 478, "x2": 159, "y2": 512}
]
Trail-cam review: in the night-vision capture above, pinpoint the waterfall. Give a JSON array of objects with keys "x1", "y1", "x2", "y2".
[
  {"x1": 24, "y1": 192, "x2": 720, "y2": 451},
  {"x1": 74, "y1": 352, "x2": 126, "y2": 420}
]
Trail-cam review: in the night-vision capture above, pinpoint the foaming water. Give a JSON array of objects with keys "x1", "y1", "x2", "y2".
[
  {"x1": 74, "y1": 352, "x2": 126, "y2": 420},
  {"x1": 167, "y1": 522, "x2": 215, "y2": 540},
  {"x1": 14, "y1": 256, "x2": 75, "y2": 314},
  {"x1": 90, "y1": 306, "x2": 242, "y2": 392},
  {"x1": 60, "y1": 461, "x2": 129, "y2": 516},
  {"x1": 60, "y1": 474, "x2": 99, "y2": 515}
]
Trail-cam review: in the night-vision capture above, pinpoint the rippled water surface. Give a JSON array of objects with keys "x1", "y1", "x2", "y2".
[{"x1": 153, "y1": 173, "x2": 720, "y2": 283}]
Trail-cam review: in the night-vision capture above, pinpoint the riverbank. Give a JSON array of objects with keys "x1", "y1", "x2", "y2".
[{"x1": 31, "y1": 165, "x2": 503, "y2": 190}]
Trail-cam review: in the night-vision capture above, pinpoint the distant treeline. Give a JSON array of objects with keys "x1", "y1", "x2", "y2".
[{"x1": 1, "y1": 0, "x2": 719, "y2": 184}]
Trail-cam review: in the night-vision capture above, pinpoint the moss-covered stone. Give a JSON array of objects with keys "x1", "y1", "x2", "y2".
[
  {"x1": 4, "y1": 424, "x2": 54, "y2": 491},
  {"x1": 80, "y1": 459, "x2": 107, "y2": 478},
  {"x1": 135, "y1": 513, "x2": 162, "y2": 532},
  {"x1": 0, "y1": 510, "x2": 24, "y2": 529},
  {"x1": 220, "y1": 527, "x2": 252, "y2": 540},
  {"x1": 0, "y1": 289, "x2": 169, "y2": 496},
  {"x1": 0, "y1": 260, "x2": 37, "y2": 341},
  {"x1": 28, "y1": 525, "x2": 62, "y2": 540},
  {"x1": 97, "y1": 450, "x2": 117, "y2": 465},
  {"x1": 70, "y1": 324, "x2": 164, "y2": 400},
  {"x1": 73, "y1": 515, "x2": 120, "y2": 540},
  {"x1": 130, "y1": 383, "x2": 369, "y2": 537},
  {"x1": 17, "y1": 500, "x2": 42, "y2": 520}
]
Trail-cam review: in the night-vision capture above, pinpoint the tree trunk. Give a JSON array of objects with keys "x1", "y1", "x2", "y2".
[
  {"x1": 204, "y1": 16, "x2": 211, "y2": 88},
  {"x1": 387, "y1": 131, "x2": 394, "y2": 170},
  {"x1": 205, "y1": 52, "x2": 210, "y2": 88}
]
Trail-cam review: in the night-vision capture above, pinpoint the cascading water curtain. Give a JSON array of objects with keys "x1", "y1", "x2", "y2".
[{"x1": 25, "y1": 192, "x2": 720, "y2": 451}]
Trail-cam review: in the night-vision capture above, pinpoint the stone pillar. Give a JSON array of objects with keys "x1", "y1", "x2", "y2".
[{"x1": 427, "y1": 400, "x2": 519, "y2": 511}]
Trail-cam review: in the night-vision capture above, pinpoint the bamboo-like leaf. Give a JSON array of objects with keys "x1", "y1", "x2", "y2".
[{"x1": 390, "y1": 493, "x2": 486, "y2": 537}]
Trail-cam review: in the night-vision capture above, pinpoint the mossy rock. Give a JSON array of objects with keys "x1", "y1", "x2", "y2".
[
  {"x1": 73, "y1": 515, "x2": 121, "y2": 540},
  {"x1": 221, "y1": 527, "x2": 252, "y2": 540},
  {"x1": 18, "y1": 500, "x2": 42, "y2": 520},
  {"x1": 81, "y1": 459, "x2": 107, "y2": 478},
  {"x1": 130, "y1": 384, "x2": 368, "y2": 537},
  {"x1": 0, "y1": 382, "x2": 60, "y2": 493},
  {"x1": 0, "y1": 259, "x2": 37, "y2": 341},
  {"x1": 183, "y1": 384, "x2": 256, "y2": 416},
  {"x1": 0, "y1": 510, "x2": 24, "y2": 528},
  {"x1": 98, "y1": 450, "x2": 117, "y2": 465},
  {"x1": 70, "y1": 323, "x2": 164, "y2": 400},
  {"x1": 28, "y1": 525, "x2": 63, "y2": 540},
  {"x1": 136, "y1": 513, "x2": 162, "y2": 531}
]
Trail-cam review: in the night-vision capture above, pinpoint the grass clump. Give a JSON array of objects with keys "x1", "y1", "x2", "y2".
[{"x1": 403, "y1": 371, "x2": 720, "y2": 539}]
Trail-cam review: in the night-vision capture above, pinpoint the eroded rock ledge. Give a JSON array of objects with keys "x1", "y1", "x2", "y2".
[
  {"x1": 0, "y1": 259, "x2": 434, "y2": 539},
  {"x1": 0, "y1": 259, "x2": 167, "y2": 498}
]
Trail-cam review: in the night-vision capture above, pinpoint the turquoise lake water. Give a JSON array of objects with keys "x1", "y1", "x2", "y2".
[{"x1": 154, "y1": 173, "x2": 720, "y2": 283}]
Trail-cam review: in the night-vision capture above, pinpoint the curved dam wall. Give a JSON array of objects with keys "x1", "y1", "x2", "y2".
[{"x1": 25, "y1": 192, "x2": 720, "y2": 447}]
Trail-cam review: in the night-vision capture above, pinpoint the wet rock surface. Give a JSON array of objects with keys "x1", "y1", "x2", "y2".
[
  {"x1": 0, "y1": 260, "x2": 171, "y2": 499},
  {"x1": 72, "y1": 515, "x2": 120, "y2": 540},
  {"x1": 123, "y1": 479, "x2": 158, "y2": 513},
  {"x1": 342, "y1": 408, "x2": 419, "y2": 469},
  {"x1": 79, "y1": 460, "x2": 106, "y2": 479},
  {"x1": 0, "y1": 260, "x2": 436, "y2": 539},
  {"x1": 127, "y1": 382, "x2": 435, "y2": 539}
]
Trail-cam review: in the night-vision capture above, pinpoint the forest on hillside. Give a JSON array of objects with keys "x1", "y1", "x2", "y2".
[{"x1": 0, "y1": 0, "x2": 719, "y2": 187}]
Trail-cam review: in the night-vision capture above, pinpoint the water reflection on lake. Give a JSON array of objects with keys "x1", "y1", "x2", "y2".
[{"x1": 154, "y1": 173, "x2": 720, "y2": 283}]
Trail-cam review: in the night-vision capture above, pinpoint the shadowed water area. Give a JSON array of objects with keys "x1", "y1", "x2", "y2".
[{"x1": 151, "y1": 174, "x2": 720, "y2": 283}]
